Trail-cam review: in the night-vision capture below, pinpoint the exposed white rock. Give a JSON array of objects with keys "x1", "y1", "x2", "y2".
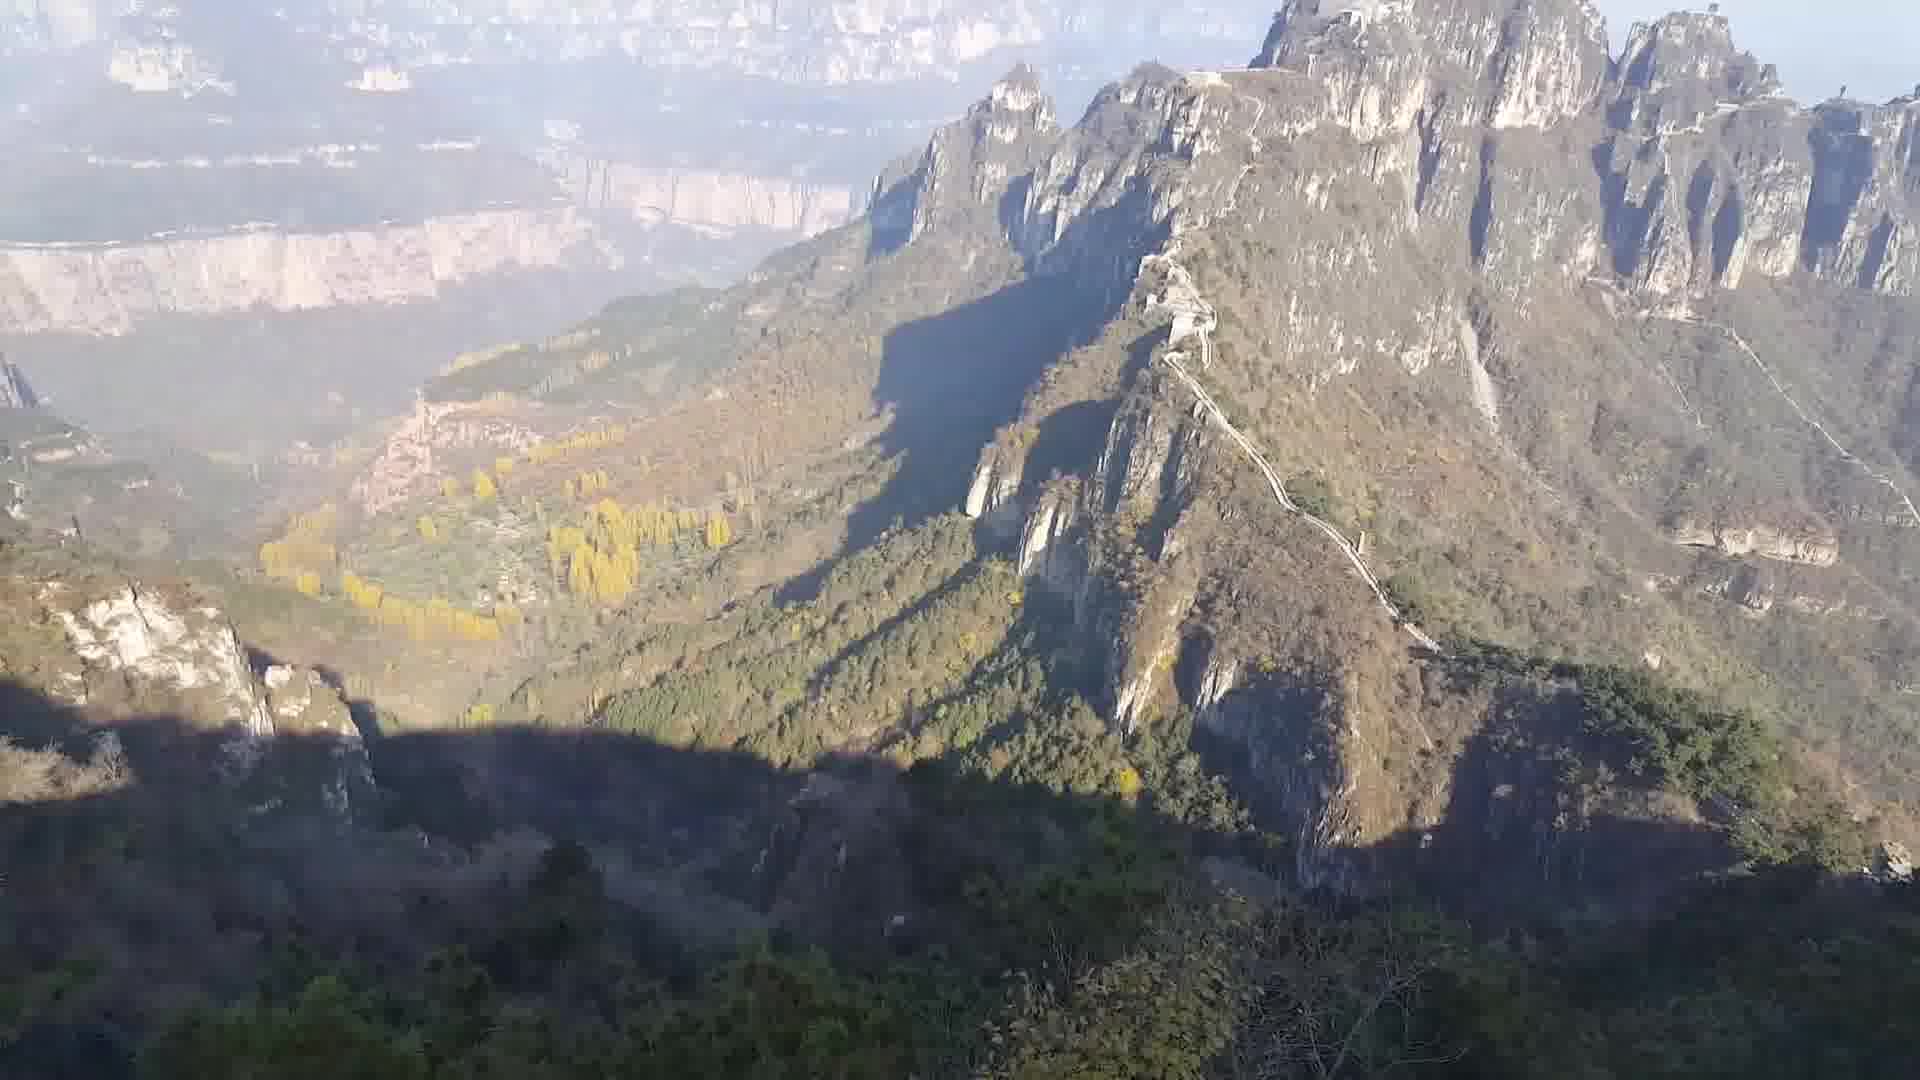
[
  {"x1": 962, "y1": 444, "x2": 1024, "y2": 525},
  {"x1": 107, "y1": 41, "x2": 233, "y2": 96},
  {"x1": 0, "y1": 208, "x2": 620, "y2": 335},
  {"x1": 1459, "y1": 315, "x2": 1499, "y2": 432},
  {"x1": 50, "y1": 584, "x2": 270, "y2": 736},
  {"x1": 1876, "y1": 840, "x2": 1915, "y2": 883},
  {"x1": 1485, "y1": 0, "x2": 1609, "y2": 130},
  {"x1": 1193, "y1": 647, "x2": 1240, "y2": 725}
]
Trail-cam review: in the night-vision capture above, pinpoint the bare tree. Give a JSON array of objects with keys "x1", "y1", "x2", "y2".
[{"x1": 1222, "y1": 905, "x2": 1466, "y2": 1079}]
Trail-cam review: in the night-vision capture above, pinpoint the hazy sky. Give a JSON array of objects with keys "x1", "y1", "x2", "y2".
[{"x1": 1595, "y1": 2, "x2": 1917, "y2": 104}]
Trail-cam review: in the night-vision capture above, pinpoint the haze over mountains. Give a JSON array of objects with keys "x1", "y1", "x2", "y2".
[
  {"x1": 3, "y1": 1, "x2": 1920, "y2": 1075},
  {"x1": 0, "y1": 1, "x2": 1276, "y2": 449}
]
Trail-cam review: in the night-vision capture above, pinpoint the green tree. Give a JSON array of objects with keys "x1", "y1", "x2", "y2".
[{"x1": 141, "y1": 977, "x2": 428, "y2": 1080}]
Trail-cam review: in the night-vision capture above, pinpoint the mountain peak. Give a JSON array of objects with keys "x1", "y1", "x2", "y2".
[
  {"x1": 979, "y1": 62, "x2": 1057, "y2": 132},
  {"x1": 991, "y1": 62, "x2": 1044, "y2": 99},
  {"x1": 1611, "y1": 9, "x2": 1781, "y2": 131}
]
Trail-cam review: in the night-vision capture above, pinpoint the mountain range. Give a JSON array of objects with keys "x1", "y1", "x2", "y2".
[
  {"x1": 0, "y1": 0, "x2": 1279, "y2": 450},
  {"x1": 4, "y1": 2, "x2": 1920, "y2": 1075}
]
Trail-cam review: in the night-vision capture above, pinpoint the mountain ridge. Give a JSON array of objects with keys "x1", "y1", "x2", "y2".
[{"x1": 400, "y1": 0, "x2": 1920, "y2": 886}]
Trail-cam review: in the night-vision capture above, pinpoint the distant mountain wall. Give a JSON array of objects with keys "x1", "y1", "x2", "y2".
[
  {"x1": 545, "y1": 156, "x2": 866, "y2": 237},
  {"x1": 0, "y1": 207, "x2": 620, "y2": 335},
  {"x1": 4, "y1": 1, "x2": 1274, "y2": 86}
]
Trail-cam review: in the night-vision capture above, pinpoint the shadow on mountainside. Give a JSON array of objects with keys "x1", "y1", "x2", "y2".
[
  {"x1": 847, "y1": 275, "x2": 1112, "y2": 548},
  {"x1": 774, "y1": 276, "x2": 1104, "y2": 603},
  {"x1": 0, "y1": 662, "x2": 1794, "y2": 1078}
]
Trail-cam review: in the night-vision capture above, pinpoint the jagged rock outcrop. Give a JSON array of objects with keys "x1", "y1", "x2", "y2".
[
  {"x1": 42, "y1": 581, "x2": 271, "y2": 736},
  {"x1": 17, "y1": 569, "x2": 373, "y2": 818},
  {"x1": 1803, "y1": 102, "x2": 1920, "y2": 293},
  {"x1": 964, "y1": 441, "x2": 1027, "y2": 531},
  {"x1": 262, "y1": 664, "x2": 371, "y2": 819},
  {"x1": 1241, "y1": 4, "x2": 1919, "y2": 304},
  {"x1": 1254, "y1": 0, "x2": 1610, "y2": 136},
  {"x1": 0, "y1": 208, "x2": 620, "y2": 335},
  {"x1": 1667, "y1": 515, "x2": 1842, "y2": 567},
  {"x1": 0, "y1": 357, "x2": 37, "y2": 409},
  {"x1": 871, "y1": 65, "x2": 1060, "y2": 253}
]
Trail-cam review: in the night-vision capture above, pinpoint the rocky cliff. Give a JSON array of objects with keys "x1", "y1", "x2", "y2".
[
  {"x1": 0, "y1": 206, "x2": 619, "y2": 335},
  {"x1": 547, "y1": 155, "x2": 864, "y2": 237},
  {"x1": 0, "y1": 357, "x2": 37, "y2": 409},
  {"x1": 853, "y1": 3, "x2": 1920, "y2": 883},
  {"x1": 2, "y1": 555, "x2": 373, "y2": 816}
]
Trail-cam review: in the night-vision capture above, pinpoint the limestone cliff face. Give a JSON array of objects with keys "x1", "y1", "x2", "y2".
[
  {"x1": 870, "y1": 64, "x2": 1060, "y2": 252},
  {"x1": 0, "y1": 207, "x2": 620, "y2": 335},
  {"x1": 547, "y1": 155, "x2": 864, "y2": 237},
  {"x1": 24, "y1": 574, "x2": 372, "y2": 817},
  {"x1": 1803, "y1": 102, "x2": 1920, "y2": 294},
  {"x1": 44, "y1": 582, "x2": 271, "y2": 736},
  {"x1": 1254, "y1": 0, "x2": 1610, "y2": 136},
  {"x1": 1666, "y1": 515, "x2": 1842, "y2": 568},
  {"x1": 0, "y1": 358, "x2": 37, "y2": 409},
  {"x1": 1246, "y1": 4, "x2": 1918, "y2": 305}
]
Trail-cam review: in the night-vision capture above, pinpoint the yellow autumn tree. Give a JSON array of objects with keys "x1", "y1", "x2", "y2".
[
  {"x1": 441, "y1": 476, "x2": 463, "y2": 500},
  {"x1": 547, "y1": 525, "x2": 587, "y2": 581},
  {"x1": 418, "y1": 516, "x2": 440, "y2": 542},
  {"x1": 564, "y1": 539, "x2": 634, "y2": 605},
  {"x1": 593, "y1": 549, "x2": 633, "y2": 604},
  {"x1": 473, "y1": 469, "x2": 498, "y2": 501},
  {"x1": 340, "y1": 571, "x2": 384, "y2": 611},
  {"x1": 294, "y1": 571, "x2": 322, "y2": 598},
  {"x1": 705, "y1": 511, "x2": 733, "y2": 549},
  {"x1": 493, "y1": 456, "x2": 516, "y2": 477},
  {"x1": 568, "y1": 547, "x2": 595, "y2": 598}
]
